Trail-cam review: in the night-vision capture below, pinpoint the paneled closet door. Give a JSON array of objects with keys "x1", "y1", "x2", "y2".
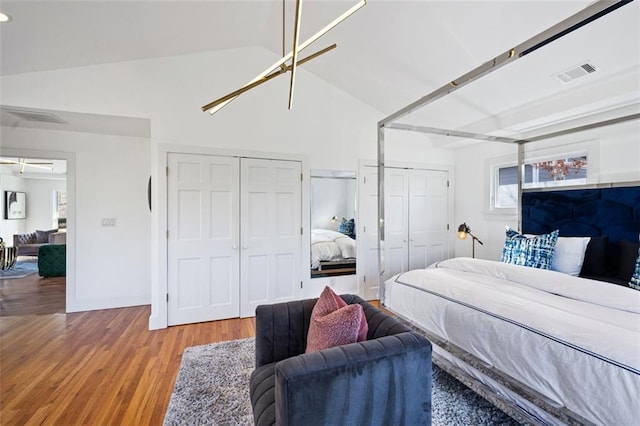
[
  {"x1": 384, "y1": 168, "x2": 410, "y2": 280},
  {"x1": 409, "y1": 169, "x2": 450, "y2": 270},
  {"x1": 359, "y1": 166, "x2": 381, "y2": 300},
  {"x1": 167, "y1": 153, "x2": 240, "y2": 326},
  {"x1": 240, "y1": 158, "x2": 302, "y2": 317}
]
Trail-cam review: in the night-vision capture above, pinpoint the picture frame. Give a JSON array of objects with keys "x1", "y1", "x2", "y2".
[{"x1": 4, "y1": 191, "x2": 26, "y2": 219}]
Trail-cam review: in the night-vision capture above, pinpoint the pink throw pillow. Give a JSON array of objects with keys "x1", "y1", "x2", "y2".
[{"x1": 305, "y1": 286, "x2": 368, "y2": 353}]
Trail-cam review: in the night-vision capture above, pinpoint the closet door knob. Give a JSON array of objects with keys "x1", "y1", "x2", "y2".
[
  {"x1": 232, "y1": 246, "x2": 238, "y2": 250},
  {"x1": 242, "y1": 245, "x2": 248, "y2": 250}
]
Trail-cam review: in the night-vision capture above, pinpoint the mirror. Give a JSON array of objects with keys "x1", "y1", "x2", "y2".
[{"x1": 310, "y1": 170, "x2": 357, "y2": 278}]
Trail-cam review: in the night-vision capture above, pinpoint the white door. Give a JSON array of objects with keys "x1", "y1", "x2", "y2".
[
  {"x1": 240, "y1": 158, "x2": 302, "y2": 317},
  {"x1": 384, "y1": 168, "x2": 410, "y2": 280},
  {"x1": 409, "y1": 169, "x2": 450, "y2": 269},
  {"x1": 167, "y1": 153, "x2": 240, "y2": 325},
  {"x1": 358, "y1": 166, "x2": 381, "y2": 301}
]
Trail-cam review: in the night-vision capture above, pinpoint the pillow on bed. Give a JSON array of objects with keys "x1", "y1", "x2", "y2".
[
  {"x1": 501, "y1": 228, "x2": 559, "y2": 269},
  {"x1": 550, "y1": 237, "x2": 591, "y2": 276},
  {"x1": 617, "y1": 240, "x2": 640, "y2": 282},
  {"x1": 630, "y1": 251, "x2": 640, "y2": 291},
  {"x1": 579, "y1": 235, "x2": 610, "y2": 277},
  {"x1": 306, "y1": 286, "x2": 368, "y2": 353}
]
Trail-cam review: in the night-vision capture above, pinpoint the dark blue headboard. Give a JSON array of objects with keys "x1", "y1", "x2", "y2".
[{"x1": 522, "y1": 186, "x2": 640, "y2": 243}]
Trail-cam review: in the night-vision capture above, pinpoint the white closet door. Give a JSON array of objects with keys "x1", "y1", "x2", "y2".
[
  {"x1": 358, "y1": 166, "x2": 381, "y2": 301},
  {"x1": 167, "y1": 153, "x2": 240, "y2": 326},
  {"x1": 409, "y1": 169, "x2": 450, "y2": 269},
  {"x1": 240, "y1": 158, "x2": 302, "y2": 317},
  {"x1": 384, "y1": 168, "x2": 409, "y2": 280}
]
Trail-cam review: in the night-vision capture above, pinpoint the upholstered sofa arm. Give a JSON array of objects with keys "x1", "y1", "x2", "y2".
[
  {"x1": 255, "y1": 299, "x2": 317, "y2": 367},
  {"x1": 274, "y1": 332, "x2": 432, "y2": 425}
]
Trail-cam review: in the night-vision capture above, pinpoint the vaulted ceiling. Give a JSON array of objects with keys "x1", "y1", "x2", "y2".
[{"x1": 1, "y1": 1, "x2": 638, "y2": 134}]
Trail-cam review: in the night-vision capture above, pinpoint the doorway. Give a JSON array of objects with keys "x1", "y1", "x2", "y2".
[{"x1": 0, "y1": 156, "x2": 68, "y2": 316}]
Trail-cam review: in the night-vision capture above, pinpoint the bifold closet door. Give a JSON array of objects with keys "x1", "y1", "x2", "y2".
[
  {"x1": 240, "y1": 158, "x2": 302, "y2": 317},
  {"x1": 383, "y1": 168, "x2": 450, "y2": 278},
  {"x1": 408, "y1": 169, "x2": 450, "y2": 269},
  {"x1": 167, "y1": 153, "x2": 240, "y2": 326},
  {"x1": 359, "y1": 166, "x2": 381, "y2": 301},
  {"x1": 384, "y1": 168, "x2": 410, "y2": 280}
]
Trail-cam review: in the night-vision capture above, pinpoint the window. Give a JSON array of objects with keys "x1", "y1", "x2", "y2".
[
  {"x1": 494, "y1": 156, "x2": 587, "y2": 209},
  {"x1": 56, "y1": 191, "x2": 67, "y2": 229}
]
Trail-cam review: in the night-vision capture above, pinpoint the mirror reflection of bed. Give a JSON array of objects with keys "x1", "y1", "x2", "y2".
[{"x1": 310, "y1": 170, "x2": 357, "y2": 281}]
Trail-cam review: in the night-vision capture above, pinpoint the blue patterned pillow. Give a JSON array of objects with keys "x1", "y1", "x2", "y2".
[
  {"x1": 630, "y1": 250, "x2": 640, "y2": 291},
  {"x1": 501, "y1": 228, "x2": 559, "y2": 269},
  {"x1": 338, "y1": 218, "x2": 356, "y2": 239}
]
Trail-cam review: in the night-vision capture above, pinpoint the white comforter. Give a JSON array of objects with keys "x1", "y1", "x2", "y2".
[
  {"x1": 310, "y1": 229, "x2": 356, "y2": 269},
  {"x1": 385, "y1": 258, "x2": 640, "y2": 426}
]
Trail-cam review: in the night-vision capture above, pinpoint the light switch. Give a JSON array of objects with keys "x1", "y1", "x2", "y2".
[{"x1": 101, "y1": 218, "x2": 116, "y2": 227}]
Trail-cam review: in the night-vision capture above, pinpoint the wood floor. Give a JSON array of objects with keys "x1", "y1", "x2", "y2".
[
  {"x1": 0, "y1": 272, "x2": 66, "y2": 316},
  {"x1": 0, "y1": 305, "x2": 256, "y2": 425}
]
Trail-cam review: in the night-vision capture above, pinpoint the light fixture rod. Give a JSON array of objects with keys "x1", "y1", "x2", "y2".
[
  {"x1": 202, "y1": 0, "x2": 366, "y2": 114},
  {"x1": 289, "y1": 0, "x2": 303, "y2": 110},
  {"x1": 201, "y1": 44, "x2": 337, "y2": 112}
]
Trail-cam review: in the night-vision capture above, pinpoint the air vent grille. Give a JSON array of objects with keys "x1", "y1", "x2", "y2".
[
  {"x1": 554, "y1": 62, "x2": 597, "y2": 84},
  {"x1": 1, "y1": 108, "x2": 68, "y2": 124}
]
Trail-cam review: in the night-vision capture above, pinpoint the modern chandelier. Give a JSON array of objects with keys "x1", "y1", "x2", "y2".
[{"x1": 201, "y1": 0, "x2": 367, "y2": 115}]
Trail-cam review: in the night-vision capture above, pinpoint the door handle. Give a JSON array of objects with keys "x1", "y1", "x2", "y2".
[
  {"x1": 232, "y1": 246, "x2": 238, "y2": 250},
  {"x1": 242, "y1": 245, "x2": 248, "y2": 250}
]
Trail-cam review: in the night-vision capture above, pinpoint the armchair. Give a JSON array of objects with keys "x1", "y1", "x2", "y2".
[{"x1": 249, "y1": 295, "x2": 432, "y2": 426}]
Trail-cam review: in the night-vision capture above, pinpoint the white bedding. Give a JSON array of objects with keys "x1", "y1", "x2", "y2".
[
  {"x1": 384, "y1": 258, "x2": 640, "y2": 426},
  {"x1": 311, "y1": 229, "x2": 356, "y2": 269}
]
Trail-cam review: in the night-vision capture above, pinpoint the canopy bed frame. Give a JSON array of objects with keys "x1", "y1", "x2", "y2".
[{"x1": 375, "y1": 1, "x2": 639, "y2": 424}]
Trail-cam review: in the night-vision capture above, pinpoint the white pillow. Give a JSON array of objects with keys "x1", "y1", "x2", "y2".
[{"x1": 550, "y1": 237, "x2": 591, "y2": 276}]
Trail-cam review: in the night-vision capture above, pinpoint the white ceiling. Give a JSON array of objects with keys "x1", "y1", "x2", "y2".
[{"x1": 1, "y1": 0, "x2": 638, "y2": 135}]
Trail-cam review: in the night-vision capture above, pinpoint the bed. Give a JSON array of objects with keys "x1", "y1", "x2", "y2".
[
  {"x1": 383, "y1": 185, "x2": 640, "y2": 425},
  {"x1": 310, "y1": 229, "x2": 356, "y2": 276},
  {"x1": 385, "y1": 257, "x2": 639, "y2": 425}
]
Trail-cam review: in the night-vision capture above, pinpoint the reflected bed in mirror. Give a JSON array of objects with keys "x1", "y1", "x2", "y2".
[{"x1": 310, "y1": 170, "x2": 356, "y2": 278}]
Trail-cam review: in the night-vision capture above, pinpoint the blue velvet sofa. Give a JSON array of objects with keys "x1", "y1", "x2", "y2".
[{"x1": 249, "y1": 294, "x2": 432, "y2": 426}]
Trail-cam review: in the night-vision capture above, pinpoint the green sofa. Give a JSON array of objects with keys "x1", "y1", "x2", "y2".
[{"x1": 38, "y1": 244, "x2": 66, "y2": 277}]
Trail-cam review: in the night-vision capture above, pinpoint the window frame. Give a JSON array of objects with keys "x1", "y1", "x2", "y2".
[{"x1": 488, "y1": 149, "x2": 590, "y2": 214}]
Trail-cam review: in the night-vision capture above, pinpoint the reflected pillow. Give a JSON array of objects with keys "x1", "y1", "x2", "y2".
[
  {"x1": 501, "y1": 228, "x2": 559, "y2": 270},
  {"x1": 338, "y1": 218, "x2": 356, "y2": 239},
  {"x1": 306, "y1": 286, "x2": 368, "y2": 353},
  {"x1": 550, "y1": 237, "x2": 590, "y2": 276}
]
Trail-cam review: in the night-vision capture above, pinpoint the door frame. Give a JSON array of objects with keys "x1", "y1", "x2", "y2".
[
  {"x1": 0, "y1": 147, "x2": 76, "y2": 312},
  {"x1": 149, "y1": 144, "x2": 308, "y2": 330}
]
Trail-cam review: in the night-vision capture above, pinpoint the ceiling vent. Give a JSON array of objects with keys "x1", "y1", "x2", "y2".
[
  {"x1": 1, "y1": 108, "x2": 68, "y2": 124},
  {"x1": 553, "y1": 62, "x2": 597, "y2": 84}
]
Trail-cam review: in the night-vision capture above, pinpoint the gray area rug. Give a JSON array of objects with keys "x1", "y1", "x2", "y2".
[
  {"x1": 164, "y1": 338, "x2": 521, "y2": 426},
  {"x1": 0, "y1": 259, "x2": 38, "y2": 279}
]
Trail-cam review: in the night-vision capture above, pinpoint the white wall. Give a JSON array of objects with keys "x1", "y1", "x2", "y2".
[
  {"x1": 0, "y1": 46, "x2": 424, "y2": 325},
  {"x1": 0, "y1": 127, "x2": 151, "y2": 312},
  {"x1": 311, "y1": 178, "x2": 356, "y2": 230},
  {"x1": 24, "y1": 178, "x2": 66, "y2": 232},
  {"x1": 0, "y1": 47, "x2": 386, "y2": 172},
  {"x1": 0, "y1": 174, "x2": 27, "y2": 243},
  {"x1": 454, "y1": 120, "x2": 640, "y2": 261}
]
